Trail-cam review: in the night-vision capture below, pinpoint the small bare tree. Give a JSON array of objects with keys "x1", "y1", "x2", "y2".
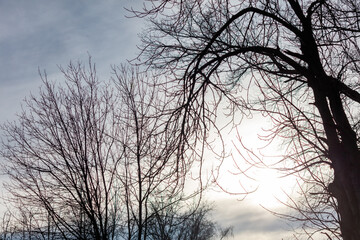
[{"x1": 147, "y1": 199, "x2": 233, "y2": 240}]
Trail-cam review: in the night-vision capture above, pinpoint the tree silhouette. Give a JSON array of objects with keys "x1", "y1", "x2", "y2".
[
  {"x1": 134, "y1": 0, "x2": 360, "y2": 239},
  {"x1": 147, "y1": 200, "x2": 232, "y2": 240},
  {"x1": 0, "y1": 61, "x2": 208, "y2": 240},
  {"x1": 1, "y1": 61, "x2": 122, "y2": 240},
  {"x1": 112, "y1": 65, "x2": 189, "y2": 240}
]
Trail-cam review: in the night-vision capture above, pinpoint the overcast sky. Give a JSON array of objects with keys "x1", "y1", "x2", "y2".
[
  {"x1": 0, "y1": 1, "x2": 300, "y2": 239},
  {"x1": 0, "y1": 0, "x2": 142, "y2": 122}
]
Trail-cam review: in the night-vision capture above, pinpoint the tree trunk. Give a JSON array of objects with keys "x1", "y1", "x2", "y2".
[
  {"x1": 330, "y1": 164, "x2": 360, "y2": 240},
  {"x1": 312, "y1": 84, "x2": 360, "y2": 240},
  {"x1": 300, "y1": 17, "x2": 360, "y2": 237}
]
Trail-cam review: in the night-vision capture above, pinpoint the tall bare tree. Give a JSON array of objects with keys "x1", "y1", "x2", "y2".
[
  {"x1": 112, "y1": 66, "x2": 189, "y2": 240},
  {"x1": 133, "y1": 0, "x2": 360, "y2": 239},
  {"x1": 1, "y1": 61, "x2": 123, "y2": 240}
]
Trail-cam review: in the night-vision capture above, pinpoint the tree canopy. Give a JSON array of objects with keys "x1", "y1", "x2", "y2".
[
  {"x1": 1, "y1": 62, "x2": 224, "y2": 240},
  {"x1": 134, "y1": 0, "x2": 360, "y2": 239}
]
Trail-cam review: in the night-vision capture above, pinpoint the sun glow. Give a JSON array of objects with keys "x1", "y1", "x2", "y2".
[
  {"x1": 209, "y1": 157, "x2": 297, "y2": 209},
  {"x1": 206, "y1": 116, "x2": 298, "y2": 209},
  {"x1": 247, "y1": 168, "x2": 297, "y2": 208}
]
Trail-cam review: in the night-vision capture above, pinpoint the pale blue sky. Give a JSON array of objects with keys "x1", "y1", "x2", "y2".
[{"x1": 0, "y1": 1, "x2": 300, "y2": 239}]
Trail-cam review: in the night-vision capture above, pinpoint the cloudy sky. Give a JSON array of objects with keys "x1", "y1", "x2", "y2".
[
  {"x1": 0, "y1": 0, "x2": 142, "y2": 122},
  {"x1": 0, "y1": 1, "x2": 302, "y2": 239}
]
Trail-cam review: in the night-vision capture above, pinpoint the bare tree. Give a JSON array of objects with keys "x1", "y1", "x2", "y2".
[
  {"x1": 112, "y1": 65, "x2": 192, "y2": 240},
  {"x1": 132, "y1": 0, "x2": 360, "y2": 239},
  {"x1": 0, "y1": 202, "x2": 63, "y2": 240},
  {"x1": 1, "y1": 60, "x2": 122, "y2": 240},
  {"x1": 0, "y1": 210, "x2": 17, "y2": 240},
  {"x1": 147, "y1": 199, "x2": 232, "y2": 240},
  {"x1": 1, "y1": 61, "x2": 200, "y2": 240}
]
